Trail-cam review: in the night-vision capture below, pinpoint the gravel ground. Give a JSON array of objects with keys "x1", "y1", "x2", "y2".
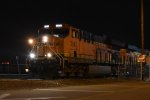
[{"x1": 0, "y1": 78, "x2": 136, "y2": 90}]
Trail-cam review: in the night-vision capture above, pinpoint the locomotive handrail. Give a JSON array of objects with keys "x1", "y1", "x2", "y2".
[
  {"x1": 47, "y1": 45, "x2": 64, "y2": 71},
  {"x1": 31, "y1": 42, "x2": 65, "y2": 71},
  {"x1": 56, "y1": 52, "x2": 65, "y2": 71}
]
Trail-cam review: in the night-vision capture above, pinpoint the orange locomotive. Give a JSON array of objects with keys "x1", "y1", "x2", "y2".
[{"x1": 27, "y1": 23, "x2": 122, "y2": 78}]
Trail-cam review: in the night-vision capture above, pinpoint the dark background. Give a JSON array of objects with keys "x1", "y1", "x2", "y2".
[{"x1": 0, "y1": 0, "x2": 149, "y2": 62}]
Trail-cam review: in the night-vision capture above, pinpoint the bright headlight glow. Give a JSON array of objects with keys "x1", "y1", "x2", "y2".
[
  {"x1": 28, "y1": 39, "x2": 34, "y2": 44},
  {"x1": 25, "y1": 68, "x2": 29, "y2": 72},
  {"x1": 30, "y1": 53, "x2": 35, "y2": 59},
  {"x1": 47, "y1": 53, "x2": 52, "y2": 58},
  {"x1": 42, "y1": 36, "x2": 48, "y2": 43}
]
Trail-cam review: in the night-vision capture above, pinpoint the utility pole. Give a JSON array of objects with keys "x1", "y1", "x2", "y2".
[
  {"x1": 141, "y1": 0, "x2": 144, "y2": 54},
  {"x1": 140, "y1": 0, "x2": 144, "y2": 80}
]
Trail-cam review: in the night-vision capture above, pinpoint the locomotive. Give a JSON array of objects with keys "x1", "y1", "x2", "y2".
[{"x1": 27, "y1": 23, "x2": 146, "y2": 79}]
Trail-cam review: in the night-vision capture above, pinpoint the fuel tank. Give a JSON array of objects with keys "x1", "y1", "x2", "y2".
[{"x1": 88, "y1": 65, "x2": 111, "y2": 77}]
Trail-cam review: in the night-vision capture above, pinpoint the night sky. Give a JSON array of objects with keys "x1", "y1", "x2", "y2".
[{"x1": 0, "y1": 0, "x2": 150, "y2": 61}]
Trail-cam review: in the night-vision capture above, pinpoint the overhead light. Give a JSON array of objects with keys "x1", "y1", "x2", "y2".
[
  {"x1": 44, "y1": 25, "x2": 49, "y2": 29},
  {"x1": 56, "y1": 24, "x2": 62, "y2": 28}
]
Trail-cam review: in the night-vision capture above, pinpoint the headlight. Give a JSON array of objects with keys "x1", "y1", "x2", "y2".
[
  {"x1": 29, "y1": 53, "x2": 35, "y2": 59},
  {"x1": 25, "y1": 68, "x2": 29, "y2": 72},
  {"x1": 42, "y1": 35, "x2": 48, "y2": 43},
  {"x1": 47, "y1": 52, "x2": 52, "y2": 58},
  {"x1": 28, "y1": 38, "x2": 34, "y2": 44}
]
